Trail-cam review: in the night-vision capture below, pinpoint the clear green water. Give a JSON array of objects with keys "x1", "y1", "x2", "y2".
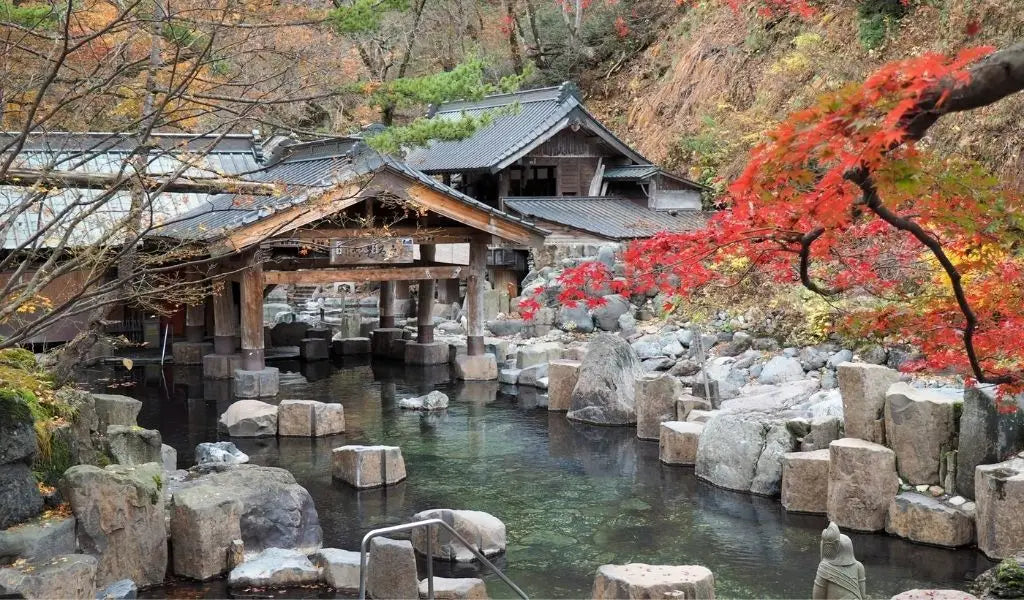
[{"x1": 107, "y1": 358, "x2": 992, "y2": 599}]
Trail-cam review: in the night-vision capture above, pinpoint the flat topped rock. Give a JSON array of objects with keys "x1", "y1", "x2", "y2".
[
  {"x1": 885, "y1": 492, "x2": 974, "y2": 548},
  {"x1": 0, "y1": 513, "x2": 76, "y2": 563},
  {"x1": 195, "y1": 441, "x2": 249, "y2": 466},
  {"x1": 0, "y1": 553, "x2": 98, "y2": 600},
  {"x1": 332, "y1": 445, "x2": 406, "y2": 488},
  {"x1": 410, "y1": 509, "x2": 506, "y2": 562},
  {"x1": 219, "y1": 400, "x2": 278, "y2": 437},
  {"x1": 660, "y1": 421, "x2": 703, "y2": 466},
  {"x1": 418, "y1": 577, "x2": 489, "y2": 600},
  {"x1": 228, "y1": 547, "x2": 319, "y2": 588},
  {"x1": 399, "y1": 391, "x2": 449, "y2": 411},
  {"x1": 312, "y1": 548, "x2": 360, "y2": 591},
  {"x1": 890, "y1": 591, "x2": 978, "y2": 600},
  {"x1": 593, "y1": 563, "x2": 715, "y2": 599}
]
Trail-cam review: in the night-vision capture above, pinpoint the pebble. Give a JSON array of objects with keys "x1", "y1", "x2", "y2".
[{"x1": 948, "y1": 496, "x2": 966, "y2": 507}]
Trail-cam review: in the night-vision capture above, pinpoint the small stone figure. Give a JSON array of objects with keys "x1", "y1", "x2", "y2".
[{"x1": 813, "y1": 521, "x2": 867, "y2": 600}]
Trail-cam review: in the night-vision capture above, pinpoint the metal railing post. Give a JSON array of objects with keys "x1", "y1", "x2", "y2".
[{"x1": 357, "y1": 518, "x2": 528, "y2": 600}]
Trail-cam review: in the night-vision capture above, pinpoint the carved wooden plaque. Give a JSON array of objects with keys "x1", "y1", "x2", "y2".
[{"x1": 330, "y1": 237, "x2": 414, "y2": 264}]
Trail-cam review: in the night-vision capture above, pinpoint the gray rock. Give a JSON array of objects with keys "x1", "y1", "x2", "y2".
[
  {"x1": 195, "y1": 441, "x2": 249, "y2": 466},
  {"x1": 418, "y1": 577, "x2": 489, "y2": 600},
  {"x1": 617, "y1": 313, "x2": 637, "y2": 336},
  {"x1": 367, "y1": 537, "x2": 418, "y2": 600},
  {"x1": 860, "y1": 344, "x2": 888, "y2": 365},
  {"x1": 486, "y1": 319, "x2": 523, "y2": 337},
  {"x1": 313, "y1": 548, "x2": 361, "y2": 591},
  {"x1": 641, "y1": 357, "x2": 675, "y2": 372},
  {"x1": 0, "y1": 553, "x2": 97, "y2": 600},
  {"x1": 592, "y1": 295, "x2": 630, "y2": 331},
  {"x1": 695, "y1": 413, "x2": 797, "y2": 496},
  {"x1": 885, "y1": 492, "x2": 974, "y2": 548},
  {"x1": 635, "y1": 373, "x2": 683, "y2": 441},
  {"x1": 670, "y1": 359, "x2": 701, "y2": 377},
  {"x1": 173, "y1": 465, "x2": 321, "y2": 556},
  {"x1": 596, "y1": 245, "x2": 616, "y2": 269},
  {"x1": 91, "y1": 394, "x2": 142, "y2": 431},
  {"x1": 161, "y1": 444, "x2": 177, "y2": 471},
  {"x1": 557, "y1": 305, "x2": 594, "y2": 333},
  {"x1": 96, "y1": 579, "x2": 137, "y2": 599},
  {"x1": 0, "y1": 405, "x2": 36, "y2": 465},
  {"x1": 332, "y1": 445, "x2": 406, "y2": 489},
  {"x1": 592, "y1": 564, "x2": 715, "y2": 600},
  {"x1": 956, "y1": 385, "x2": 1024, "y2": 499},
  {"x1": 228, "y1": 547, "x2": 319, "y2": 588},
  {"x1": 884, "y1": 383, "x2": 959, "y2": 485},
  {"x1": 826, "y1": 349, "x2": 853, "y2": 369},
  {"x1": 410, "y1": 509, "x2": 506, "y2": 561},
  {"x1": 975, "y1": 456, "x2": 1024, "y2": 559},
  {"x1": 631, "y1": 337, "x2": 663, "y2": 360},
  {"x1": 837, "y1": 363, "x2": 901, "y2": 445},
  {"x1": 106, "y1": 426, "x2": 162, "y2": 466},
  {"x1": 752, "y1": 337, "x2": 779, "y2": 351},
  {"x1": 567, "y1": 334, "x2": 644, "y2": 426},
  {"x1": 798, "y1": 346, "x2": 829, "y2": 371},
  {"x1": 218, "y1": 400, "x2": 278, "y2": 437},
  {"x1": 399, "y1": 391, "x2": 449, "y2": 411},
  {"x1": 0, "y1": 463, "x2": 43, "y2": 530},
  {"x1": 758, "y1": 356, "x2": 805, "y2": 385},
  {"x1": 0, "y1": 514, "x2": 75, "y2": 563},
  {"x1": 59, "y1": 463, "x2": 166, "y2": 588},
  {"x1": 170, "y1": 484, "x2": 243, "y2": 580}
]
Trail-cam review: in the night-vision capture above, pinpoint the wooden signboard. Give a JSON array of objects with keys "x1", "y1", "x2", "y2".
[{"x1": 330, "y1": 237, "x2": 414, "y2": 265}]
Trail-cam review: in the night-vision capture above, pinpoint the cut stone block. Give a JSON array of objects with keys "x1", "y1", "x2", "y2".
[
  {"x1": 312, "y1": 548, "x2": 361, "y2": 591},
  {"x1": 957, "y1": 385, "x2": 1024, "y2": 499},
  {"x1": 781, "y1": 449, "x2": 830, "y2": 514},
  {"x1": 454, "y1": 354, "x2": 498, "y2": 381},
  {"x1": 0, "y1": 553, "x2": 97, "y2": 600},
  {"x1": 306, "y1": 327, "x2": 332, "y2": 341},
  {"x1": 334, "y1": 337, "x2": 371, "y2": 355},
  {"x1": 885, "y1": 383, "x2": 959, "y2": 485},
  {"x1": 975, "y1": 456, "x2": 1024, "y2": 559},
  {"x1": 390, "y1": 338, "x2": 409, "y2": 360},
  {"x1": 837, "y1": 363, "x2": 900, "y2": 444},
  {"x1": 170, "y1": 485, "x2": 243, "y2": 580},
  {"x1": 885, "y1": 492, "x2": 974, "y2": 548},
  {"x1": 546, "y1": 360, "x2": 581, "y2": 412},
  {"x1": 410, "y1": 509, "x2": 506, "y2": 562},
  {"x1": 203, "y1": 353, "x2": 241, "y2": 380},
  {"x1": 299, "y1": 338, "x2": 329, "y2": 361},
  {"x1": 278, "y1": 400, "x2": 345, "y2": 437},
  {"x1": 332, "y1": 445, "x2": 406, "y2": 488},
  {"x1": 676, "y1": 394, "x2": 712, "y2": 421},
  {"x1": 367, "y1": 537, "x2": 418, "y2": 600},
  {"x1": 219, "y1": 399, "x2": 278, "y2": 437},
  {"x1": 516, "y1": 342, "x2": 562, "y2": 368},
  {"x1": 406, "y1": 341, "x2": 449, "y2": 365},
  {"x1": 228, "y1": 547, "x2": 319, "y2": 588},
  {"x1": 91, "y1": 394, "x2": 142, "y2": 430},
  {"x1": 418, "y1": 577, "x2": 489, "y2": 600},
  {"x1": 498, "y1": 368, "x2": 522, "y2": 385},
  {"x1": 592, "y1": 564, "x2": 715, "y2": 599},
  {"x1": 371, "y1": 328, "x2": 405, "y2": 357},
  {"x1": 106, "y1": 425, "x2": 162, "y2": 466},
  {"x1": 172, "y1": 341, "x2": 214, "y2": 365},
  {"x1": 161, "y1": 444, "x2": 177, "y2": 471},
  {"x1": 687, "y1": 409, "x2": 718, "y2": 423},
  {"x1": 636, "y1": 373, "x2": 682, "y2": 440},
  {"x1": 659, "y1": 421, "x2": 703, "y2": 466},
  {"x1": 0, "y1": 514, "x2": 75, "y2": 563},
  {"x1": 233, "y1": 367, "x2": 280, "y2": 399},
  {"x1": 827, "y1": 438, "x2": 899, "y2": 532},
  {"x1": 890, "y1": 590, "x2": 978, "y2": 600}
]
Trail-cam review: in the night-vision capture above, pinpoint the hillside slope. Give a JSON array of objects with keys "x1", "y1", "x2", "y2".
[{"x1": 582, "y1": 0, "x2": 1024, "y2": 192}]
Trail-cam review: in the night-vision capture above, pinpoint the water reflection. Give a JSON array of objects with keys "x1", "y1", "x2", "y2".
[{"x1": 82, "y1": 361, "x2": 992, "y2": 599}]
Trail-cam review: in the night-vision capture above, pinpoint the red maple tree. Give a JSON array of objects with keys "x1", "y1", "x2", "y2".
[{"x1": 521, "y1": 41, "x2": 1024, "y2": 406}]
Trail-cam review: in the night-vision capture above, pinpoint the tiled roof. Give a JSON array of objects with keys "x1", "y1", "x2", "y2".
[
  {"x1": 602, "y1": 164, "x2": 660, "y2": 180},
  {"x1": 153, "y1": 140, "x2": 546, "y2": 242},
  {"x1": 503, "y1": 197, "x2": 712, "y2": 240},
  {"x1": 403, "y1": 82, "x2": 647, "y2": 173}
]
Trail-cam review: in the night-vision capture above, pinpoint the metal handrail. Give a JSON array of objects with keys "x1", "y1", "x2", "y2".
[{"x1": 358, "y1": 518, "x2": 529, "y2": 600}]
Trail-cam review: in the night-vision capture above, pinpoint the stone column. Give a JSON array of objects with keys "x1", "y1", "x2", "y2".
[
  {"x1": 372, "y1": 280, "x2": 405, "y2": 358},
  {"x1": 234, "y1": 259, "x2": 278, "y2": 398},
  {"x1": 417, "y1": 245, "x2": 436, "y2": 344},
  {"x1": 203, "y1": 276, "x2": 241, "y2": 379}
]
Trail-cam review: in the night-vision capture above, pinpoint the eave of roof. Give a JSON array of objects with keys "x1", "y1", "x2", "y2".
[{"x1": 503, "y1": 196, "x2": 713, "y2": 240}]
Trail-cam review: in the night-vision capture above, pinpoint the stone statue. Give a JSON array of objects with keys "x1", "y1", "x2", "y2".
[{"x1": 812, "y1": 521, "x2": 866, "y2": 600}]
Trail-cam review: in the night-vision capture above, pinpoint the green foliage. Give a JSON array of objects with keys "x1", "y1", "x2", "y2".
[
  {"x1": 0, "y1": 1, "x2": 58, "y2": 29},
  {"x1": 994, "y1": 558, "x2": 1024, "y2": 598},
  {"x1": 0, "y1": 348, "x2": 37, "y2": 371},
  {"x1": 857, "y1": 0, "x2": 907, "y2": 49},
  {"x1": 32, "y1": 432, "x2": 72, "y2": 487},
  {"x1": 668, "y1": 115, "x2": 730, "y2": 203},
  {"x1": 366, "y1": 59, "x2": 528, "y2": 112},
  {"x1": 327, "y1": 0, "x2": 410, "y2": 35},
  {"x1": 367, "y1": 111, "x2": 497, "y2": 155},
  {"x1": 162, "y1": 21, "x2": 209, "y2": 52}
]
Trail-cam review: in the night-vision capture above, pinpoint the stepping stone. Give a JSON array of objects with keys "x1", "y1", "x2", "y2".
[
  {"x1": 228, "y1": 548, "x2": 319, "y2": 588},
  {"x1": 781, "y1": 449, "x2": 830, "y2": 514},
  {"x1": 659, "y1": 421, "x2": 703, "y2": 466},
  {"x1": 418, "y1": 577, "x2": 489, "y2": 599},
  {"x1": 367, "y1": 538, "x2": 418, "y2": 600},
  {"x1": 885, "y1": 492, "x2": 974, "y2": 548},
  {"x1": 332, "y1": 445, "x2": 406, "y2": 488},
  {"x1": 312, "y1": 548, "x2": 360, "y2": 591},
  {"x1": 827, "y1": 438, "x2": 899, "y2": 532},
  {"x1": 592, "y1": 564, "x2": 715, "y2": 599},
  {"x1": 410, "y1": 509, "x2": 506, "y2": 562}
]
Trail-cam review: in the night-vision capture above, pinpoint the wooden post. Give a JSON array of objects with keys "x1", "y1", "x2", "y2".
[
  {"x1": 379, "y1": 281, "x2": 396, "y2": 329},
  {"x1": 240, "y1": 261, "x2": 265, "y2": 371},
  {"x1": 184, "y1": 269, "x2": 206, "y2": 343},
  {"x1": 466, "y1": 237, "x2": 488, "y2": 356},
  {"x1": 212, "y1": 276, "x2": 237, "y2": 355},
  {"x1": 437, "y1": 279, "x2": 460, "y2": 304},
  {"x1": 417, "y1": 245, "x2": 436, "y2": 343}
]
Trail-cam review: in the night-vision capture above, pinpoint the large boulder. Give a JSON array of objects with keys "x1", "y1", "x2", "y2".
[
  {"x1": 837, "y1": 363, "x2": 901, "y2": 445},
  {"x1": 695, "y1": 413, "x2": 797, "y2": 496},
  {"x1": 557, "y1": 305, "x2": 594, "y2": 333},
  {"x1": 827, "y1": 438, "x2": 899, "y2": 532},
  {"x1": 170, "y1": 484, "x2": 243, "y2": 580},
  {"x1": 592, "y1": 564, "x2": 715, "y2": 599},
  {"x1": 172, "y1": 465, "x2": 321, "y2": 557},
  {"x1": 410, "y1": 509, "x2": 506, "y2": 562},
  {"x1": 106, "y1": 425, "x2": 162, "y2": 466},
  {"x1": 885, "y1": 492, "x2": 974, "y2": 548},
  {"x1": 757, "y1": 356, "x2": 804, "y2": 385},
  {"x1": 957, "y1": 385, "x2": 1024, "y2": 499},
  {"x1": 884, "y1": 383, "x2": 959, "y2": 485},
  {"x1": 367, "y1": 537, "x2": 418, "y2": 600},
  {"x1": 218, "y1": 400, "x2": 278, "y2": 437},
  {"x1": 0, "y1": 514, "x2": 76, "y2": 563},
  {"x1": 0, "y1": 464, "x2": 42, "y2": 531},
  {"x1": 0, "y1": 553, "x2": 97, "y2": 600},
  {"x1": 592, "y1": 295, "x2": 631, "y2": 331},
  {"x1": 0, "y1": 395, "x2": 42, "y2": 529},
  {"x1": 59, "y1": 463, "x2": 167, "y2": 588},
  {"x1": 635, "y1": 373, "x2": 682, "y2": 440},
  {"x1": 567, "y1": 334, "x2": 643, "y2": 426},
  {"x1": 228, "y1": 547, "x2": 319, "y2": 588},
  {"x1": 975, "y1": 456, "x2": 1024, "y2": 559}
]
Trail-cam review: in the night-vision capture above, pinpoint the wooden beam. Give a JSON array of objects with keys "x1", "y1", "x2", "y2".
[
  {"x1": 0, "y1": 168, "x2": 279, "y2": 195},
  {"x1": 211, "y1": 276, "x2": 237, "y2": 354},
  {"x1": 283, "y1": 226, "x2": 477, "y2": 244},
  {"x1": 262, "y1": 264, "x2": 467, "y2": 285}
]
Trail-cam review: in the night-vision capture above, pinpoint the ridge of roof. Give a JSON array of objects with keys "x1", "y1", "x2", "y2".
[{"x1": 428, "y1": 82, "x2": 579, "y2": 116}]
